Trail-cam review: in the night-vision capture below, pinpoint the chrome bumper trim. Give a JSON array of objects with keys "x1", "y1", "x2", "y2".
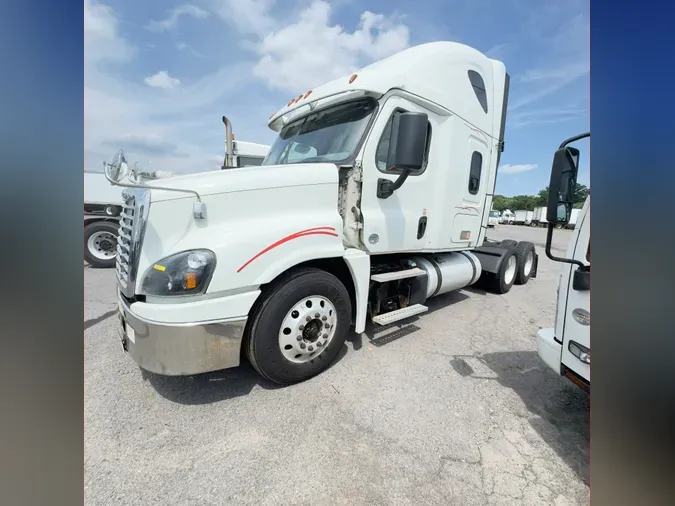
[{"x1": 117, "y1": 298, "x2": 246, "y2": 376}]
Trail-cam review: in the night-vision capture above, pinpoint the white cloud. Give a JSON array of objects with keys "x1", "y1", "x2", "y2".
[
  {"x1": 509, "y1": 10, "x2": 589, "y2": 112},
  {"x1": 104, "y1": 133, "x2": 182, "y2": 156},
  {"x1": 176, "y1": 42, "x2": 206, "y2": 58},
  {"x1": 144, "y1": 71, "x2": 182, "y2": 89},
  {"x1": 145, "y1": 4, "x2": 210, "y2": 32},
  {"x1": 210, "y1": 0, "x2": 276, "y2": 37},
  {"x1": 485, "y1": 43, "x2": 508, "y2": 60},
  {"x1": 85, "y1": 0, "x2": 410, "y2": 172},
  {"x1": 251, "y1": 0, "x2": 410, "y2": 92},
  {"x1": 84, "y1": 0, "x2": 134, "y2": 63},
  {"x1": 509, "y1": 106, "x2": 588, "y2": 128},
  {"x1": 499, "y1": 164, "x2": 537, "y2": 175}
]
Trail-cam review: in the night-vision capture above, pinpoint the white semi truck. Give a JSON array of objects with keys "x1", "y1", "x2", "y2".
[
  {"x1": 106, "y1": 42, "x2": 540, "y2": 385},
  {"x1": 536, "y1": 133, "x2": 590, "y2": 391},
  {"x1": 84, "y1": 122, "x2": 269, "y2": 268}
]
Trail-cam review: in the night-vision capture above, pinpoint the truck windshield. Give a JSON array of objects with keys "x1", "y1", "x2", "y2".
[
  {"x1": 490, "y1": 211, "x2": 499, "y2": 217},
  {"x1": 263, "y1": 98, "x2": 377, "y2": 166}
]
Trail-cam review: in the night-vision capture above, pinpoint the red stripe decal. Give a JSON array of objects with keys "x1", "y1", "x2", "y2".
[{"x1": 237, "y1": 227, "x2": 338, "y2": 273}]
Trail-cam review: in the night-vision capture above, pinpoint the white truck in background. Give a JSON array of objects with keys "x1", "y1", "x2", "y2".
[
  {"x1": 565, "y1": 208, "x2": 581, "y2": 229},
  {"x1": 531, "y1": 206, "x2": 548, "y2": 227},
  {"x1": 537, "y1": 132, "x2": 590, "y2": 391},
  {"x1": 107, "y1": 41, "x2": 541, "y2": 385},
  {"x1": 488, "y1": 209, "x2": 500, "y2": 227},
  {"x1": 514, "y1": 210, "x2": 533, "y2": 225},
  {"x1": 84, "y1": 121, "x2": 270, "y2": 268},
  {"x1": 500, "y1": 209, "x2": 515, "y2": 224}
]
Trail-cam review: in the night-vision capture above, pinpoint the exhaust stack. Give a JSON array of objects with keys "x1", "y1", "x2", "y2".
[{"x1": 222, "y1": 116, "x2": 234, "y2": 169}]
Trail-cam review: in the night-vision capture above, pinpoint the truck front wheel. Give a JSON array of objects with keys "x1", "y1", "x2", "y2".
[
  {"x1": 84, "y1": 221, "x2": 118, "y2": 268},
  {"x1": 245, "y1": 267, "x2": 352, "y2": 385}
]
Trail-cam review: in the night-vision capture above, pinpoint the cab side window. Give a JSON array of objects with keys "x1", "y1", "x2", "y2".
[{"x1": 376, "y1": 110, "x2": 432, "y2": 174}]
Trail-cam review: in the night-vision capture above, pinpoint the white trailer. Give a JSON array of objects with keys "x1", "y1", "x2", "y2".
[
  {"x1": 531, "y1": 206, "x2": 548, "y2": 227},
  {"x1": 513, "y1": 210, "x2": 533, "y2": 225},
  {"x1": 107, "y1": 41, "x2": 540, "y2": 385},
  {"x1": 565, "y1": 208, "x2": 581, "y2": 229},
  {"x1": 537, "y1": 133, "x2": 590, "y2": 391},
  {"x1": 84, "y1": 125, "x2": 270, "y2": 268}
]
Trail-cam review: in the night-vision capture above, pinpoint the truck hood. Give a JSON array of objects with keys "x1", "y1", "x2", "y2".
[{"x1": 146, "y1": 163, "x2": 339, "y2": 202}]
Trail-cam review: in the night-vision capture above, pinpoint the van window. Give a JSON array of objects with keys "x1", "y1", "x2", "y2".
[
  {"x1": 376, "y1": 109, "x2": 432, "y2": 175},
  {"x1": 468, "y1": 151, "x2": 482, "y2": 194}
]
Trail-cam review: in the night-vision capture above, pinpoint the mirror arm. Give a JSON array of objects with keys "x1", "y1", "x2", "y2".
[
  {"x1": 559, "y1": 132, "x2": 590, "y2": 149},
  {"x1": 390, "y1": 167, "x2": 412, "y2": 192},
  {"x1": 103, "y1": 165, "x2": 203, "y2": 202},
  {"x1": 377, "y1": 167, "x2": 411, "y2": 199},
  {"x1": 544, "y1": 223, "x2": 586, "y2": 269}
]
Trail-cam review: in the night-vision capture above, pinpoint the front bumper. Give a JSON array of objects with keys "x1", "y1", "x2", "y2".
[
  {"x1": 117, "y1": 296, "x2": 247, "y2": 376},
  {"x1": 536, "y1": 327, "x2": 562, "y2": 375}
]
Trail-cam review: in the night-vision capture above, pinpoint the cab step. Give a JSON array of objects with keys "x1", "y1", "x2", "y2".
[
  {"x1": 372, "y1": 304, "x2": 429, "y2": 325},
  {"x1": 370, "y1": 267, "x2": 427, "y2": 283}
]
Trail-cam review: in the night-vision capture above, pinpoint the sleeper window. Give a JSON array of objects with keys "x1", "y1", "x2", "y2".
[{"x1": 468, "y1": 151, "x2": 482, "y2": 194}]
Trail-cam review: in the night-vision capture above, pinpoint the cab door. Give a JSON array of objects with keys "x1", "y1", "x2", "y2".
[
  {"x1": 359, "y1": 97, "x2": 436, "y2": 253},
  {"x1": 558, "y1": 198, "x2": 590, "y2": 383}
]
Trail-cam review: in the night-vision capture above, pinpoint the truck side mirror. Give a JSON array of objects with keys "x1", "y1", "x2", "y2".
[
  {"x1": 377, "y1": 112, "x2": 428, "y2": 199},
  {"x1": 546, "y1": 146, "x2": 580, "y2": 225}
]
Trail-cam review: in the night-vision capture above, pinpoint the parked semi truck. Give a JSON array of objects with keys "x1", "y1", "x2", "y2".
[
  {"x1": 536, "y1": 132, "x2": 590, "y2": 391},
  {"x1": 84, "y1": 125, "x2": 269, "y2": 268},
  {"x1": 107, "y1": 42, "x2": 540, "y2": 385}
]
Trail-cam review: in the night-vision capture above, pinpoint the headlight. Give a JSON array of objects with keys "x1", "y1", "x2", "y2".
[{"x1": 140, "y1": 250, "x2": 216, "y2": 296}]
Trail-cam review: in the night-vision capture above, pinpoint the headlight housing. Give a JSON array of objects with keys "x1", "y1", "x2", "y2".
[{"x1": 140, "y1": 250, "x2": 216, "y2": 296}]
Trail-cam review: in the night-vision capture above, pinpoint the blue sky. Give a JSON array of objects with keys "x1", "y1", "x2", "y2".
[{"x1": 85, "y1": 0, "x2": 589, "y2": 196}]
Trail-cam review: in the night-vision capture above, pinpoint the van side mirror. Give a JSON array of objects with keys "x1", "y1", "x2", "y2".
[
  {"x1": 546, "y1": 146, "x2": 580, "y2": 224},
  {"x1": 377, "y1": 112, "x2": 428, "y2": 199}
]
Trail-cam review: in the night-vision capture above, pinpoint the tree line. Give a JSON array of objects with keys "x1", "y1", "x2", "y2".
[{"x1": 492, "y1": 183, "x2": 589, "y2": 212}]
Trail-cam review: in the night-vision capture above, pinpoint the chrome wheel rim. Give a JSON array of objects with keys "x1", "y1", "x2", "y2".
[
  {"x1": 523, "y1": 250, "x2": 534, "y2": 277},
  {"x1": 504, "y1": 255, "x2": 517, "y2": 285},
  {"x1": 278, "y1": 296, "x2": 338, "y2": 364},
  {"x1": 87, "y1": 231, "x2": 117, "y2": 260}
]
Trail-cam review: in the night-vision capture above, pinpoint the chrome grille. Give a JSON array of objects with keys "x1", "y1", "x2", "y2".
[{"x1": 115, "y1": 188, "x2": 149, "y2": 297}]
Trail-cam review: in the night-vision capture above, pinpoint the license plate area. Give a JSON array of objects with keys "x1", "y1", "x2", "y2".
[{"x1": 118, "y1": 305, "x2": 136, "y2": 348}]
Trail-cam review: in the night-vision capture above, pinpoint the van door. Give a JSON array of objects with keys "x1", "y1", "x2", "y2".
[
  {"x1": 358, "y1": 97, "x2": 436, "y2": 253},
  {"x1": 558, "y1": 199, "x2": 590, "y2": 384}
]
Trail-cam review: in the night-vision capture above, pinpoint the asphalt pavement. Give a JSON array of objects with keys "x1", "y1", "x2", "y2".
[{"x1": 85, "y1": 224, "x2": 588, "y2": 505}]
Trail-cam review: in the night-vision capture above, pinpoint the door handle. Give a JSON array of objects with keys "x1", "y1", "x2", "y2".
[{"x1": 417, "y1": 216, "x2": 427, "y2": 239}]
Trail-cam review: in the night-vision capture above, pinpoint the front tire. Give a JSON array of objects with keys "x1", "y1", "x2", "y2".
[
  {"x1": 84, "y1": 221, "x2": 118, "y2": 268},
  {"x1": 246, "y1": 267, "x2": 352, "y2": 385}
]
